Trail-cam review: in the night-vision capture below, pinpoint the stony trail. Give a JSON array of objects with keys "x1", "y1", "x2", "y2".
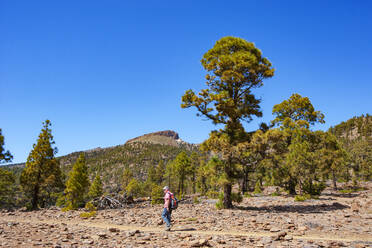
[
  {"x1": 1, "y1": 215, "x2": 371, "y2": 244},
  {"x1": 1, "y1": 184, "x2": 371, "y2": 247}
]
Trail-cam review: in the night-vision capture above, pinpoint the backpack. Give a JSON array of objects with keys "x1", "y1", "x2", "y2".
[{"x1": 168, "y1": 192, "x2": 178, "y2": 210}]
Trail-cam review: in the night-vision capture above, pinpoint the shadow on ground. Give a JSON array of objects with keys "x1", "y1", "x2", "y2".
[
  {"x1": 322, "y1": 192, "x2": 361, "y2": 198},
  {"x1": 173, "y1": 228, "x2": 197, "y2": 232},
  {"x1": 236, "y1": 202, "x2": 349, "y2": 214}
]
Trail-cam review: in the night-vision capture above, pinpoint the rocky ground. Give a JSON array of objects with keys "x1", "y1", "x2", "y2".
[{"x1": 1, "y1": 183, "x2": 371, "y2": 248}]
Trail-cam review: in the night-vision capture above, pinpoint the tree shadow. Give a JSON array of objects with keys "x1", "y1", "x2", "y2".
[
  {"x1": 173, "y1": 228, "x2": 196, "y2": 232},
  {"x1": 322, "y1": 192, "x2": 360, "y2": 198},
  {"x1": 235, "y1": 202, "x2": 349, "y2": 214}
]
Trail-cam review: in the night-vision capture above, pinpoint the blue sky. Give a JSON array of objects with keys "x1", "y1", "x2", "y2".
[{"x1": 1, "y1": 1, "x2": 371, "y2": 163}]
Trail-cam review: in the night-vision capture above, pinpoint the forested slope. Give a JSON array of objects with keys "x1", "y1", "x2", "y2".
[
  {"x1": 4, "y1": 131, "x2": 198, "y2": 190},
  {"x1": 329, "y1": 114, "x2": 372, "y2": 181}
]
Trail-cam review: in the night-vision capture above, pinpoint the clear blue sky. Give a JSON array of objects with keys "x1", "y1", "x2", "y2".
[{"x1": 1, "y1": 1, "x2": 371, "y2": 164}]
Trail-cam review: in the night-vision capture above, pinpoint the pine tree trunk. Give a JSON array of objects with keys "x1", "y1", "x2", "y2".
[
  {"x1": 242, "y1": 169, "x2": 249, "y2": 194},
  {"x1": 332, "y1": 170, "x2": 337, "y2": 190},
  {"x1": 31, "y1": 185, "x2": 39, "y2": 210},
  {"x1": 223, "y1": 183, "x2": 233, "y2": 209},
  {"x1": 181, "y1": 175, "x2": 184, "y2": 195},
  {"x1": 287, "y1": 179, "x2": 296, "y2": 195},
  {"x1": 178, "y1": 180, "x2": 181, "y2": 195},
  {"x1": 192, "y1": 173, "x2": 196, "y2": 194},
  {"x1": 32, "y1": 171, "x2": 42, "y2": 210},
  {"x1": 202, "y1": 177, "x2": 207, "y2": 194}
]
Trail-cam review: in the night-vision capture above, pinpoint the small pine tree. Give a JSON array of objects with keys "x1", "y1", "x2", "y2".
[
  {"x1": 147, "y1": 166, "x2": 157, "y2": 184},
  {"x1": 173, "y1": 151, "x2": 192, "y2": 194},
  {"x1": 253, "y1": 180, "x2": 262, "y2": 194},
  {"x1": 122, "y1": 168, "x2": 133, "y2": 190},
  {"x1": 155, "y1": 160, "x2": 166, "y2": 184},
  {"x1": 189, "y1": 152, "x2": 200, "y2": 194},
  {"x1": 0, "y1": 168, "x2": 16, "y2": 207},
  {"x1": 64, "y1": 153, "x2": 90, "y2": 210},
  {"x1": 20, "y1": 120, "x2": 62, "y2": 210},
  {"x1": 88, "y1": 174, "x2": 103, "y2": 199},
  {"x1": 126, "y1": 178, "x2": 142, "y2": 198},
  {"x1": 151, "y1": 184, "x2": 164, "y2": 205},
  {"x1": 0, "y1": 128, "x2": 13, "y2": 163},
  {"x1": 0, "y1": 129, "x2": 16, "y2": 208}
]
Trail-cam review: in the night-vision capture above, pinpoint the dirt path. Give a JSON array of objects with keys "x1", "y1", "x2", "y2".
[{"x1": 2, "y1": 216, "x2": 371, "y2": 243}]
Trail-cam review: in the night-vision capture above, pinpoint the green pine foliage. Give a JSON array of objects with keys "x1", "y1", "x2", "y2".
[
  {"x1": 329, "y1": 114, "x2": 372, "y2": 142},
  {"x1": 155, "y1": 160, "x2": 166, "y2": 184},
  {"x1": 125, "y1": 178, "x2": 142, "y2": 198},
  {"x1": 122, "y1": 167, "x2": 133, "y2": 190},
  {"x1": 88, "y1": 174, "x2": 103, "y2": 199},
  {"x1": 5, "y1": 138, "x2": 198, "y2": 200},
  {"x1": 20, "y1": 120, "x2": 63, "y2": 210},
  {"x1": 0, "y1": 129, "x2": 16, "y2": 208},
  {"x1": 247, "y1": 94, "x2": 343, "y2": 196},
  {"x1": 0, "y1": 168, "x2": 17, "y2": 207},
  {"x1": 0, "y1": 129, "x2": 13, "y2": 163},
  {"x1": 182, "y1": 36, "x2": 274, "y2": 208},
  {"x1": 253, "y1": 180, "x2": 262, "y2": 194},
  {"x1": 330, "y1": 114, "x2": 372, "y2": 181},
  {"x1": 64, "y1": 153, "x2": 90, "y2": 210},
  {"x1": 172, "y1": 151, "x2": 192, "y2": 194},
  {"x1": 151, "y1": 184, "x2": 164, "y2": 205}
]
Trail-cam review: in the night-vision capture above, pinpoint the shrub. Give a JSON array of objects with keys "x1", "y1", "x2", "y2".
[
  {"x1": 215, "y1": 200, "x2": 224, "y2": 209},
  {"x1": 271, "y1": 191, "x2": 281, "y2": 196},
  {"x1": 80, "y1": 211, "x2": 97, "y2": 218},
  {"x1": 339, "y1": 187, "x2": 364, "y2": 194},
  {"x1": 215, "y1": 192, "x2": 224, "y2": 209},
  {"x1": 302, "y1": 182, "x2": 326, "y2": 195},
  {"x1": 206, "y1": 191, "x2": 219, "y2": 199},
  {"x1": 253, "y1": 181, "x2": 262, "y2": 194},
  {"x1": 244, "y1": 192, "x2": 252, "y2": 198},
  {"x1": 294, "y1": 194, "x2": 311, "y2": 202},
  {"x1": 62, "y1": 205, "x2": 74, "y2": 212},
  {"x1": 231, "y1": 192, "x2": 243, "y2": 203},
  {"x1": 79, "y1": 201, "x2": 97, "y2": 218},
  {"x1": 193, "y1": 196, "x2": 200, "y2": 204},
  {"x1": 85, "y1": 201, "x2": 96, "y2": 211}
]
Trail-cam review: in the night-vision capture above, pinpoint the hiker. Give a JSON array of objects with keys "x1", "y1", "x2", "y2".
[{"x1": 162, "y1": 186, "x2": 172, "y2": 231}]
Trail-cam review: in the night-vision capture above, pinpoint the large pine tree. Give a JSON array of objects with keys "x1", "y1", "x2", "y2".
[
  {"x1": 20, "y1": 120, "x2": 62, "y2": 210},
  {"x1": 182, "y1": 36, "x2": 274, "y2": 208}
]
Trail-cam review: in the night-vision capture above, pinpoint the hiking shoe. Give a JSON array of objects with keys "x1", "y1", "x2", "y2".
[{"x1": 165, "y1": 226, "x2": 171, "y2": 231}]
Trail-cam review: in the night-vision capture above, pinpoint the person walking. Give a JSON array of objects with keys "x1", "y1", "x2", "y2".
[{"x1": 162, "y1": 186, "x2": 172, "y2": 231}]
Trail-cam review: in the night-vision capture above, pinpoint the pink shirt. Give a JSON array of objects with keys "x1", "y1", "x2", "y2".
[{"x1": 164, "y1": 192, "x2": 170, "y2": 209}]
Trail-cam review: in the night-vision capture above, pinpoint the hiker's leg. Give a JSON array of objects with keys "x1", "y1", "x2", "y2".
[{"x1": 161, "y1": 208, "x2": 170, "y2": 227}]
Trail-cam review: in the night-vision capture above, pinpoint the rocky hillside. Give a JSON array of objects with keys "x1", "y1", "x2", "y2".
[
  {"x1": 4, "y1": 131, "x2": 199, "y2": 189},
  {"x1": 329, "y1": 114, "x2": 372, "y2": 142}
]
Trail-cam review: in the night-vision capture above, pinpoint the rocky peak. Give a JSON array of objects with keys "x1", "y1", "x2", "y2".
[
  {"x1": 125, "y1": 130, "x2": 180, "y2": 144},
  {"x1": 149, "y1": 130, "x2": 179, "y2": 140}
]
